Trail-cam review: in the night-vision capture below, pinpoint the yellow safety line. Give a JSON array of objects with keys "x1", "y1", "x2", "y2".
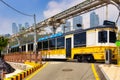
[
  {"x1": 26, "y1": 62, "x2": 49, "y2": 80},
  {"x1": 91, "y1": 63, "x2": 100, "y2": 80}
]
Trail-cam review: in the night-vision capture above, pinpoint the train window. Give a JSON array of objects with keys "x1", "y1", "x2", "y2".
[
  {"x1": 43, "y1": 40, "x2": 48, "y2": 50},
  {"x1": 98, "y1": 31, "x2": 107, "y2": 43},
  {"x1": 28, "y1": 44, "x2": 30, "y2": 51},
  {"x1": 11, "y1": 48, "x2": 13, "y2": 52},
  {"x1": 74, "y1": 32, "x2": 86, "y2": 47},
  {"x1": 28, "y1": 43, "x2": 33, "y2": 51},
  {"x1": 11, "y1": 48, "x2": 14, "y2": 52},
  {"x1": 31, "y1": 44, "x2": 33, "y2": 51},
  {"x1": 57, "y1": 37, "x2": 64, "y2": 49},
  {"x1": 49, "y1": 38, "x2": 56, "y2": 49},
  {"x1": 109, "y1": 31, "x2": 116, "y2": 43},
  {"x1": 22, "y1": 45, "x2": 26, "y2": 52},
  {"x1": 13, "y1": 48, "x2": 15, "y2": 52},
  {"x1": 14, "y1": 47, "x2": 19, "y2": 52},
  {"x1": 16, "y1": 47, "x2": 19, "y2": 52},
  {"x1": 24, "y1": 45, "x2": 26, "y2": 51},
  {"x1": 38, "y1": 42, "x2": 42, "y2": 50}
]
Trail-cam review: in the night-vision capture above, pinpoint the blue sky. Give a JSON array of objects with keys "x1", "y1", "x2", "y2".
[
  {"x1": 0, "y1": 0, "x2": 50, "y2": 34},
  {"x1": 0, "y1": 0, "x2": 119, "y2": 34}
]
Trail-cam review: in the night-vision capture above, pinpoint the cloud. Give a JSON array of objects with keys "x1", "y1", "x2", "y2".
[
  {"x1": 43, "y1": 0, "x2": 118, "y2": 24},
  {"x1": 43, "y1": 0, "x2": 85, "y2": 19}
]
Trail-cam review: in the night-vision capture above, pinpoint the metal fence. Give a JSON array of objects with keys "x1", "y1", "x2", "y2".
[{"x1": 4, "y1": 52, "x2": 42, "y2": 63}]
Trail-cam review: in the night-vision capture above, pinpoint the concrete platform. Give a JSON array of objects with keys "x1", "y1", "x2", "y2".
[{"x1": 99, "y1": 64, "x2": 120, "y2": 80}]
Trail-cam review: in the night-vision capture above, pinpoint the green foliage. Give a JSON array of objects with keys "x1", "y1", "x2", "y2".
[{"x1": 0, "y1": 36, "x2": 8, "y2": 51}]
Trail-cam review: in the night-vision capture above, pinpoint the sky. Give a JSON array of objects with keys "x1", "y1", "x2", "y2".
[{"x1": 0, "y1": 0, "x2": 119, "y2": 35}]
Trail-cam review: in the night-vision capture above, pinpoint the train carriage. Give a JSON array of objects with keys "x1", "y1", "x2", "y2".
[
  {"x1": 9, "y1": 21, "x2": 118, "y2": 63},
  {"x1": 36, "y1": 25, "x2": 117, "y2": 62}
]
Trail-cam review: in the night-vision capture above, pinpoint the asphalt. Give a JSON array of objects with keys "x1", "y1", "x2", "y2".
[{"x1": 25, "y1": 62, "x2": 96, "y2": 80}]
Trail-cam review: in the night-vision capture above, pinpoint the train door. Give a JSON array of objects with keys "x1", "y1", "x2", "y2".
[{"x1": 66, "y1": 38, "x2": 71, "y2": 58}]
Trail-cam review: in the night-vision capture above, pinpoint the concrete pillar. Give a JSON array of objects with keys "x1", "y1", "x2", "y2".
[{"x1": 26, "y1": 43, "x2": 28, "y2": 53}]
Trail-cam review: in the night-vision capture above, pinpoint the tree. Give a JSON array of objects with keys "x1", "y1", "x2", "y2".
[
  {"x1": 0, "y1": 36, "x2": 8, "y2": 55},
  {"x1": 0, "y1": 36, "x2": 15, "y2": 76}
]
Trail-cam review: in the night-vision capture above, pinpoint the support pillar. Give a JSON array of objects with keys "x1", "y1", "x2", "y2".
[{"x1": 26, "y1": 43, "x2": 28, "y2": 53}]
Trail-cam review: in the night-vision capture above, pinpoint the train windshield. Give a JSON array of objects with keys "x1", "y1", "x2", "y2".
[
  {"x1": 98, "y1": 31, "x2": 107, "y2": 43},
  {"x1": 109, "y1": 31, "x2": 116, "y2": 43}
]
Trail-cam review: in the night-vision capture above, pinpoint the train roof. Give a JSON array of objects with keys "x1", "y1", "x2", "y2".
[
  {"x1": 65, "y1": 25, "x2": 117, "y2": 35},
  {"x1": 38, "y1": 25, "x2": 117, "y2": 42},
  {"x1": 38, "y1": 32, "x2": 63, "y2": 42},
  {"x1": 11, "y1": 44, "x2": 19, "y2": 48}
]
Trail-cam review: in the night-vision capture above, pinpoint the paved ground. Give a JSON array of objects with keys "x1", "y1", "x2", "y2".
[{"x1": 27, "y1": 62, "x2": 96, "y2": 80}]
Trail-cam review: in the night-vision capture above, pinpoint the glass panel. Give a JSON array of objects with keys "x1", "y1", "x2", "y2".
[
  {"x1": 22, "y1": 45, "x2": 26, "y2": 51},
  {"x1": 98, "y1": 31, "x2": 107, "y2": 43},
  {"x1": 31, "y1": 44, "x2": 33, "y2": 51},
  {"x1": 74, "y1": 32, "x2": 86, "y2": 47},
  {"x1": 28, "y1": 43, "x2": 33, "y2": 51},
  {"x1": 57, "y1": 37, "x2": 64, "y2": 49},
  {"x1": 49, "y1": 39, "x2": 56, "y2": 49},
  {"x1": 43, "y1": 40, "x2": 48, "y2": 50},
  {"x1": 109, "y1": 31, "x2": 116, "y2": 43},
  {"x1": 38, "y1": 42, "x2": 42, "y2": 50},
  {"x1": 28, "y1": 44, "x2": 30, "y2": 51}
]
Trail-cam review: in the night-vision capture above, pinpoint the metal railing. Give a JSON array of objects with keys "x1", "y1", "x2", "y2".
[{"x1": 4, "y1": 52, "x2": 42, "y2": 64}]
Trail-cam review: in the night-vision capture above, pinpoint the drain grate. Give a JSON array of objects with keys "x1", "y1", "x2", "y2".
[{"x1": 62, "y1": 69, "x2": 73, "y2": 72}]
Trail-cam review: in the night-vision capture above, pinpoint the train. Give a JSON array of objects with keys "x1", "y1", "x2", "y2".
[{"x1": 9, "y1": 20, "x2": 118, "y2": 62}]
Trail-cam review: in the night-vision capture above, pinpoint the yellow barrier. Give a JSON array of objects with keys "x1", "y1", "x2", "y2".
[{"x1": 4, "y1": 61, "x2": 42, "y2": 80}]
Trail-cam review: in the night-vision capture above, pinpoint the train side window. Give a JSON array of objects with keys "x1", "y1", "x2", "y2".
[
  {"x1": 28, "y1": 43, "x2": 33, "y2": 51},
  {"x1": 74, "y1": 32, "x2": 86, "y2": 47},
  {"x1": 17, "y1": 47, "x2": 19, "y2": 52},
  {"x1": 49, "y1": 38, "x2": 56, "y2": 49},
  {"x1": 38, "y1": 42, "x2": 42, "y2": 50},
  {"x1": 24, "y1": 45, "x2": 26, "y2": 51},
  {"x1": 109, "y1": 31, "x2": 116, "y2": 43},
  {"x1": 57, "y1": 37, "x2": 64, "y2": 49},
  {"x1": 98, "y1": 31, "x2": 107, "y2": 43},
  {"x1": 28, "y1": 44, "x2": 30, "y2": 51},
  {"x1": 31, "y1": 44, "x2": 33, "y2": 51},
  {"x1": 22, "y1": 45, "x2": 26, "y2": 52},
  {"x1": 43, "y1": 40, "x2": 48, "y2": 50}
]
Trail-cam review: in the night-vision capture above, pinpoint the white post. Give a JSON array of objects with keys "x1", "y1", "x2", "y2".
[
  {"x1": 33, "y1": 14, "x2": 38, "y2": 63},
  {"x1": 26, "y1": 43, "x2": 28, "y2": 53}
]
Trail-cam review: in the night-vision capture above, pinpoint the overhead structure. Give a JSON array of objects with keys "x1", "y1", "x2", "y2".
[{"x1": 10, "y1": 0, "x2": 120, "y2": 38}]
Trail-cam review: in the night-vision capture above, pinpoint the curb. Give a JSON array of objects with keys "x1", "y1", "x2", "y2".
[
  {"x1": 4, "y1": 62, "x2": 42, "y2": 80},
  {"x1": 25, "y1": 62, "x2": 48, "y2": 80},
  {"x1": 98, "y1": 65, "x2": 110, "y2": 80}
]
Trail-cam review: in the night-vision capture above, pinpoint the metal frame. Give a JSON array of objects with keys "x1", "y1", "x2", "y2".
[{"x1": 10, "y1": 0, "x2": 120, "y2": 39}]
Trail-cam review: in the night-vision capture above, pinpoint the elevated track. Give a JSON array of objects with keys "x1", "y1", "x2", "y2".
[{"x1": 11, "y1": 0, "x2": 120, "y2": 38}]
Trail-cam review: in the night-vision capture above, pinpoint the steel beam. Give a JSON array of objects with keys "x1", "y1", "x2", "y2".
[{"x1": 10, "y1": 0, "x2": 120, "y2": 39}]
